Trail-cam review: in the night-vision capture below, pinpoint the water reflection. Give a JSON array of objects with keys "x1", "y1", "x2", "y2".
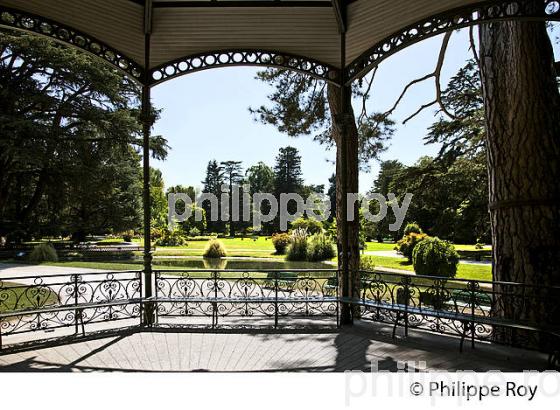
[{"x1": 151, "y1": 258, "x2": 333, "y2": 271}]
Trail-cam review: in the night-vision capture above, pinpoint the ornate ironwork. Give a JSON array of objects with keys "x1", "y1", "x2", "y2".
[
  {"x1": 346, "y1": 0, "x2": 560, "y2": 84},
  {"x1": 0, "y1": 271, "x2": 142, "y2": 343},
  {"x1": 149, "y1": 50, "x2": 339, "y2": 86},
  {"x1": 154, "y1": 270, "x2": 338, "y2": 326},
  {"x1": 0, "y1": 6, "x2": 144, "y2": 82},
  {"x1": 1, "y1": 268, "x2": 558, "y2": 355},
  {"x1": 357, "y1": 271, "x2": 560, "y2": 348}
]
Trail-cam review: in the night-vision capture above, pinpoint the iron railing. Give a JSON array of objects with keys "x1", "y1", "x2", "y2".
[
  {"x1": 356, "y1": 271, "x2": 560, "y2": 349},
  {"x1": 1, "y1": 269, "x2": 559, "y2": 353},
  {"x1": 153, "y1": 269, "x2": 339, "y2": 329}
]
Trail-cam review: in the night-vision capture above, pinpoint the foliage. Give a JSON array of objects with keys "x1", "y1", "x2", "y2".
[
  {"x1": 201, "y1": 160, "x2": 225, "y2": 233},
  {"x1": 306, "y1": 233, "x2": 336, "y2": 262},
  {"x1": 221, "y1": 161, "x2": 244, "y2": 236},
  {"x1": 122, "y1": 230, "x2": 135, "y2": 242},
  {"x1": 0, "y1": 33, "x2": 168, "y2": 242},
  {"x1": 250, "y1": 69, "x2": 395, "y2": 171},
  {"x1": 369, "y1": 160, "x2": 406, "y2": 241},
  {"x1": 412, "y1": 237, "x2": 459, "y2": 278},
  {"x1": 28, "y1": 243, "x2": 58, "y2": 263},
  {"x1": 167, "y1": 185, "x2": 207, "y2": 234},
  {"x1": 274, "y1": 146, "x2": 304, "y2": 194},
  {"x1": 271, "y1": 233, "x2": 291, "y2": 255},
  {"x1": 395, "y1": 233, "x2": 428, "y2": 261},
  {"x1": 203, "y1": 239, "x2": 227, "y2": 258},
  {"x1": 155, "y1": 229, "x2": 187, "y2": 247},
  {"x1": 286, "y1": 229, "x2": 308, "y2": 261},
  {"x1": 150, "y1": 168, "x2": 168, "y2": 230},
  {"x1": 246, "y1": 162, "x2": 275, "y2": 234},
  {"x1": 189, "y1": 227, "x2": 201, "y2": 237},
  {"x1": 403, "y1": 222, "x2": 423, "y2": 236},
  {"x1": 424, "y1": 60, "x2": 486, "y2": 165},
  {"x1": 150, "y1": 227, "x2": 164, "y2": 241},
  {"x1": 291, "y1": 217, "x2": 323, "y2": 235},
  {"x1": 381, "y1": 156, "x2": 489, "y2": 244},
  {"x1": 360, "y1": 256, "x2": 376, "y2": 272}
]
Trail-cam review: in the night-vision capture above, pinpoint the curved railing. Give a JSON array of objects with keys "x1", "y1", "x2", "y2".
[{"x1": 1, "y1": 269, "x2": 559, "y2": 354}]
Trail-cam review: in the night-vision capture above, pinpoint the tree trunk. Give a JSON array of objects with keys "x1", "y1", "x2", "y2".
[
  {"x1": 327, "y1": 83, "x2": 361, "y2": 320},
  {"x1": 479, "y1": 3, "x2": 560, "y2": 346}
]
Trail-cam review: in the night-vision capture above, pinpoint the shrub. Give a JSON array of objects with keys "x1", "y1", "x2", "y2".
[
  {"x1": 28, "y1": 243, "x2": 58, "y2": 263},
  {"x1": 412, "y1": 237, "x2": 459, "y2": 278},
  {"x1": 395, "y1": 232, "x2": 428, "y2": 261},
  {"x1": 271, "y1": 233, "x2": 291, "y2": 255},
  {"x1": 291, "y1": 217, "x2": 323, "y2": 235},
  {"x1": 155, "y1": 229, "x2": 187, "y2": 247},
  {"x1": 150, "y1": 227, "x2": 164, "y2": 241},
  {"x1": 286, "y1": 229, "x2": 308, "y2": 261},
  {"x1": 307, "y1": 233, "x2": 336, "y2": 262},
  {"x1": 360, "y1": 256, "x2": 376, "y2": 272},
  {"x1": 188, "y1": 227, "x2": 201, "y2": 237},
  {"x1": 403, "y1": 222, "x2": 423, "y2": 236},
  {"x1": 203, "y1": 239, "x2": 227, "y2": 258},
  {"x1": 122, "y1": 230, "x2": 135, "y2": 242}
]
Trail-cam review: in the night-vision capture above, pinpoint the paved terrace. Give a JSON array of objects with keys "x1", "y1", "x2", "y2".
[{"x1": 0, "y1": 322, "x2": 547, "y2": 372}]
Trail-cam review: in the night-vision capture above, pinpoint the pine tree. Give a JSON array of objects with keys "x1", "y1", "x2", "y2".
[{"x1": 201, "y1": 160, "x2": 224, "y2": 233}]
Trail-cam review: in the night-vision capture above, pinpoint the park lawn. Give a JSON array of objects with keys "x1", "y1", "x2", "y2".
[
  {"x1": 364, "y1": 242, "x2": 397, "y2": 251},
  {"x1": 452, "y1": 244, "x2": 492, "y2": 251},
  {"x1": 153, "y1": 237, "x2": 282, "y2": 259},
  {"x1": 365, "y1": 255, "x2": 492, "y2": 282}
]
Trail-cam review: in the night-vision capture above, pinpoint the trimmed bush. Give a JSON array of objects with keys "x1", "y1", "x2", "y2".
[
  {"x1": 272, "y1": 233, "x2": 291, "y2": 255},
  {"x1": 28, "y1": 243, "x2": 58, "y2": 263},
  {"x1": 188, "y1": 227, "x2": 201, "y2": 237},
  {"x1": 360, "y1": 256, "x2": 376, "y2": 272},
  {"x1": 203, "y1": 239, "x2": 227, "y2": 258},
  {"x1": 155, "y1": 229, "x2": 187, "y2": 247},
  {"x1": 307, "y1": 233, "x2": 336, "y2": 262},
  {"x1": 403, "y1": 222, "x2": 423, "y2": 236},
  {"x1": 412, "y1": 237, "x2": 459, "y2": 278},
  {"x1": 395, "y1": 232, "x2": 428, "y2": 261},
  {"x1": 286, "y1": 229, "x2": 308, "y2": 261},
  {"x1": 122, "y1": 230, "x2": 134, "y2": 242},
  {"x1": 291, "y1": 217, "x2": 323, "y2": 235}
]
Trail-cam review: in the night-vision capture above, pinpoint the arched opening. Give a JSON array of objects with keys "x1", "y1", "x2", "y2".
[{"x1": 0, "y1": 0, "x2": 558, "y2": 367}]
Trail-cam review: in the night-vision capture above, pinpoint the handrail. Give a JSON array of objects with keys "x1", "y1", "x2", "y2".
[{"x1": 1, "y1": 268, "x2": 558, "y2": 353}]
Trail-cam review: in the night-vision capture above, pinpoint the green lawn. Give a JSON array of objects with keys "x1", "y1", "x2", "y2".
[
  {"x1": 153, "y1": 237, "x2": 282, "y2": 259},
  {"x1": 364, "y1": 255, "x2": 492, "y2": 281},
  {"x1": 364, "y1": 242, "x2": 398, "y2": 251}
]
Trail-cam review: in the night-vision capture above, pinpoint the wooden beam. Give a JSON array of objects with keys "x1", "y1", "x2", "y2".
[{"x1": 331, "y1": 0, "x2": 346, "y2": 34}]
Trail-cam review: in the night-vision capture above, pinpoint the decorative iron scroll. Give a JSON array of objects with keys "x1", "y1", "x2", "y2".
[
  {"x1": 346, "y1": 0, "x2": 560, "y2": 84},
  {"x1": 0, "y1": 272, "x2": 142, "y2": 339},
  {"x1": 357, "y1": 271, "x2": 559, "y2": 347},
  {"x1": 1, "y1": 268, "x2": 558, "y2": 352},
  {"x1": 154, "y1": 271, "x2": 338, "y2": 321},
  {"x1": 149, "y1": 50, "x2": 339, "y2": 86},
  {"x1": 0, "y1": 6, "x2": 144, "y2": 81}
]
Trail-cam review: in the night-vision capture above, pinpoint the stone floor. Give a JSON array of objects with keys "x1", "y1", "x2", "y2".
[{"x1": 0, "y1": 321, "x2": 548, "y2": 372}]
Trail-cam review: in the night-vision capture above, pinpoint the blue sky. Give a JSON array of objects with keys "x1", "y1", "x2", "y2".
[{"x1": 151, "y1": 30, "x2": 475, "y2": 193}]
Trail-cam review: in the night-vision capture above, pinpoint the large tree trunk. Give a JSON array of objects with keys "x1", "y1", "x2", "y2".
[
  {"x1": 479, "y1": 3, "x2": 560, "y2": 346},
  {"x1": 327, "y1": 83, "x2": 361, "y2": 322}
]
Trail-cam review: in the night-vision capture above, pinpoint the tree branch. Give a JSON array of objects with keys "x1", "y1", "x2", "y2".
[{"x1": 384, "y1": 31, "x2": 456, "y2": 124}]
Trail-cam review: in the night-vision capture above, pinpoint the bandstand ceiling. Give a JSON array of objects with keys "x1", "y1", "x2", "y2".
[{"x1": 0, "y1": 0, "x2": 558, "y2": 85}]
